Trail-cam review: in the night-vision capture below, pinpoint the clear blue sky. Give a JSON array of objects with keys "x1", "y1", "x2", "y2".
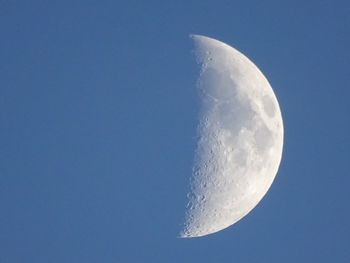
[{"x1": 0, "y1": 1, "x2": 349, "y2": 262}]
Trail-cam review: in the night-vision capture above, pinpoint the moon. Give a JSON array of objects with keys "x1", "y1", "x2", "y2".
[{"x1": 180, "y1": 35, "x2": 284, "y2": 238}]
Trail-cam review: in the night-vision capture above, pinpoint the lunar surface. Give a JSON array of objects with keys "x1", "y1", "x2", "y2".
[{"x1": 180, "y1": 35, "x2": 284, "y2": 238}]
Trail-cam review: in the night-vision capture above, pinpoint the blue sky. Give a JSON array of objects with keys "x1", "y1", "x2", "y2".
[{"x1": 0, "y1": 0, "x2": 349, "y2": 262}]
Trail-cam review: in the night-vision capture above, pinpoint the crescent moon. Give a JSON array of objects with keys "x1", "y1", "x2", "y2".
[{"x1": 180, "y1": 35, "x2": 284, "y2": 238}]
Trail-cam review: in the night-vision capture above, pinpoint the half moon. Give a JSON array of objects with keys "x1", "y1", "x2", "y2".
[{"x1": 180, "y1": 35, "x2": 284, "y2": 238}]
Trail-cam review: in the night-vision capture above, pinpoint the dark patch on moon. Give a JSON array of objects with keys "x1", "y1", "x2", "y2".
[{"x1": 262, "y1": 95, "x2": 276, "y2": 118}]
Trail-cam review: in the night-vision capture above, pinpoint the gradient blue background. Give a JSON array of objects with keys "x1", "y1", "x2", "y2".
[{"x1": 1, "y1": 1, "x2": 349, "y2": 262}]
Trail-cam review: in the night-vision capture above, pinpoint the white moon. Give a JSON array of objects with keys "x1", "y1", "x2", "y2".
[{"x1": 180, "y1": 35, "x2": 284, "y2": 238}]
